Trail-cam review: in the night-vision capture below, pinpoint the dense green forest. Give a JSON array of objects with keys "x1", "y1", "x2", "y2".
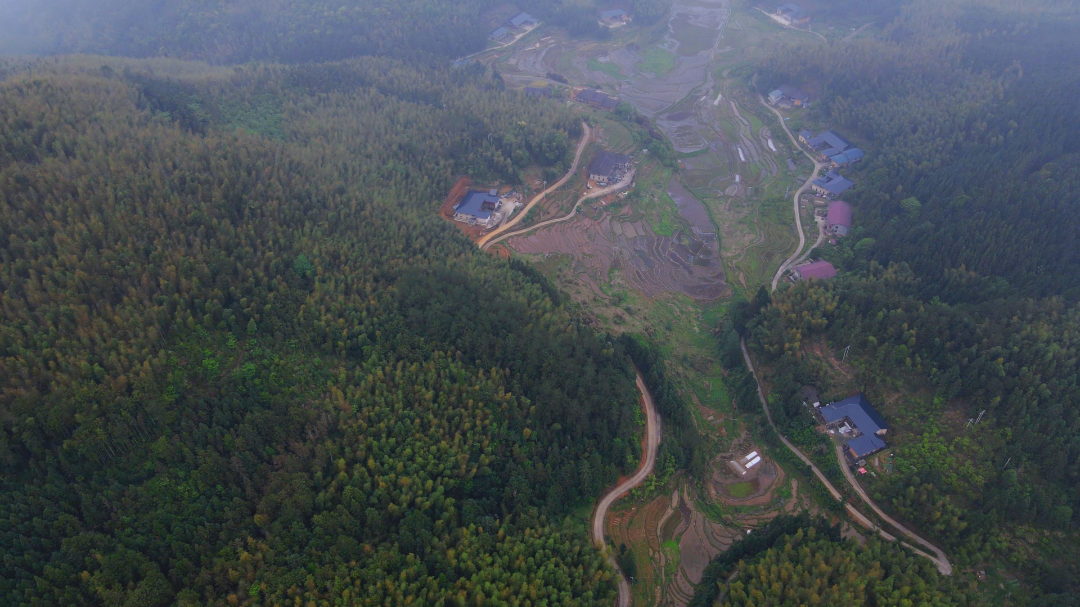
[
  {"x1": 762, "y1": 0, "x2": 1080, "y2": 299},
  {"x1": 0, "y1": 57, "x2": 642, "y2": 605},
  {"x1": 0, "y1": 0, "x2": 672, "y2": 63},
  {"x1": 687, "y1": 514, "x2": 963, "y2": 607},
  {"x1": 737, "y1": 1, "x2": 1080, "y2": 600},
  {"x1": 717, "y1": 529, "x2": 959, "y2": 606}
]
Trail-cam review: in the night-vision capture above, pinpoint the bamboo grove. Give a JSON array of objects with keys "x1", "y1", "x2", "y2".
[{"x1": 0, "y1": 58, "x2": 639, "y2": 606}]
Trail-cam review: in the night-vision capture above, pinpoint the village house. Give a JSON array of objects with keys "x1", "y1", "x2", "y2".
[
  {"x1": 807, "y1": 130, "x2": 854, "y2": 160},
  {"x1": 826, "y1": 200, "x2": 853, "y2": 237},
  {"x1": 576, "y1": 88, "x2": 621, "y2": 111},
  {"x1": 812, "y1": 171, "x2": 854, "y2": 197},
  {"x1": 524, "y1": 86, "x2": 552, "y2": 99},
  {"x1": 589, "y1": 150, "x2": 632, "y2": 184},
  {"x1": 453, "y1": 189, "x2": 503, "y2": 228},
  {"x1": 829, "y1": 148, "x2": 864, "y2": 167},
  {"x1": 791, "y1": 260, "x2": 837, "y2": 281},
  {"x1": 767, "y1": 85, "x2": 811, "y2": 107},
  {"x1": 600, "y1": 9, "x2": 630, "y2": 25},
  {"x1": 775, "y1": 3, "x2": 811, "y2": 25},
  {"x1": 507, "y1": 12, "x2": 538, "y2": 29},
  {"x1": 489, "y1": 27, "x2": 512, "y2": 43},
  {"x1": 817, "y1": 394, "x2": 890, "y2": 463}
]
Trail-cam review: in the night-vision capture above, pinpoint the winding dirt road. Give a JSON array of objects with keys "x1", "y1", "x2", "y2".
[
  {"x1": 740, "y1": 338, "x2": 953, "y2": 575},
  {"x1": 477, "y1": 122, "x2": 592, "y2": 249},
  {"x1": 759, "y1": 95, "x2": 824, "y2": 293},
  {"x1": 592, "y1": 372, "x2": 661, "y2": 607},
  {"x1": 481, "y1": 168, "x2": 635, "y2": 250}
]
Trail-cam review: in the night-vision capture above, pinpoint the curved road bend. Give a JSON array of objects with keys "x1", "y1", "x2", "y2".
[
  {"x1": 592, "y1": 372, "x2": 661, "y2": 607},
  {"x1": 477, "y1": 122, "x2": 592, "y2": 249},
  {"x1": 758, "y1": 95, "x2": 824, "y2": 293},
  {"x1": 481, "y1": 169, "x2": 635, "y2": 250},
  {"x1": 740, "y1": 338, "x2": 953, "y2": 575}
]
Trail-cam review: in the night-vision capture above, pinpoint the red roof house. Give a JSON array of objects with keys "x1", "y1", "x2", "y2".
[
  {"x1": 792, "y1": 260, "x2": 837, "y2": 281},
  {"x1": 826, "y1": 201, "x2": 852, "y2": 237}
]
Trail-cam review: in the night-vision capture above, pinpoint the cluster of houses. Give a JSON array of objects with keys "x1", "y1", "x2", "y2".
[
  {"x1": 812, "y1": 393, "x2": 890, "y2": 465},
  {"x1": 774, "y1": 3, "x2": 810, "y2": 26},
  {"x1": 788, "y1": 130, "x2": 863, "y2": 283},
  {"x1": 588, "y1": 150, "x2": 632, "y2": 186},
  {"x1": 490, "y1": 12, "x2": 539, "y2": 43},
  {"x1": 575, "y1": 88, "x2": 621, "y2": 111},
  {"x1": 795, "y1": 130, "x2": 863, "y2": 200}
]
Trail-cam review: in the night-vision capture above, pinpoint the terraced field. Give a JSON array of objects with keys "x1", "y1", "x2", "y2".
[{"x1": 507, "y1": 205, "x2": 728, "y2": 301}]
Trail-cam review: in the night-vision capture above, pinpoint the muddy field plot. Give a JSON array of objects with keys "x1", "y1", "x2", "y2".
[{"x1": 508, "y1": 206, "x2": 728, "y2": 301}]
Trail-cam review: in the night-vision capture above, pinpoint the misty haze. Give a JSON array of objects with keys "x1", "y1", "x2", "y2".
[{"x1": 0, "y1": 0, "x2": 1078, "y2": 605}]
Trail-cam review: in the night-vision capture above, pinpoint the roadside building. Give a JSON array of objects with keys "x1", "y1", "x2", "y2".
[
  {"x1": 807, "y1": 130, "x2": 853, "y2": 159},
  {"x1": 489, "y1": 27, "x2": 511, "y2": 42},
  {"x1": 508, "y1": 13, "x2": 537, "y2": 29},
  {"x1": 812, "y1": 171, "x2": 854, "y2": 197},
  {"x1": 798, "y1": 130, "x2": 813, "y2": 145},
  {"x1": 524, "y1": 86, "x2": 552, "y2": 99},
  {"x1": 791, "y1": 260, "x2": 837, "y2": 281},
  {"x1": 775, "y1": 3, "x2": 811, "y2": 25},
  {"x1": 826, "y1": 200, "x2": 853, "y2": 237},
  {"x1": 768, "y1": 85, "x2": 811, "y2": 107},
  {"x1": 600, "y1": 9, "x2": 630, "y2": 25},
  {"x1": 829, "y1": 148, "x2": 864, "y2": 167},
  {"x1": 589, "y1": 150, "x2": 632, "y2": 183},
  {"x1": 576, "y1": 88, "x2": 621, "y2": 110},
  {"x1": 453, "y1": 189, "x2": 503, "y2": 227},
  {"x1": 818, "y1": 393, "x2": 890, "y2": 463}
]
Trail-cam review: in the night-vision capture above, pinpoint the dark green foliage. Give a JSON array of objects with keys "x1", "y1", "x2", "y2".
[
  {"x1": 762, "y1": 2, "x2": 1080, "y2": 299},
  {"x1": 616, "y1": 543, "x2": 638, "y2": 583},
  {"x1": 618, "y1": 334, "x2": 705, "y2": 476},
  {"x1": 718, "y1": 530, "x2": 959, "y2": 606},
  {"x1": 688, "y1": 514, "x2": 840, "y2": 607},
  {"x1": 0, "y1": 57, "x2": 628, "y2": 606}
]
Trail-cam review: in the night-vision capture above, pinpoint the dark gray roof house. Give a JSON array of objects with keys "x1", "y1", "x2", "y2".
[
  {"x1": 577, "y1": 88, "x2": 620, "y2": 110},
  {"x1": 454, "y1": 189, "x2": 502, "y2": 221},
  {"x1": 524, "y1": 86, "x2": 552, "y2": 98},
  {"x1": 490, "y1": 27, "x2": 510, "y2": 41},
  {"x1": 508, "y1": 12, "x2": 537, "y2": 28},
  {"x1": 812, "y1": 171, "x2": 854, "y2": 197},
  {"x1": 807, "y1": 131, "x2": 852, "y2": 153},
  {"x1": 589, "y1": 150, "x2": 632, "y2": 181}
]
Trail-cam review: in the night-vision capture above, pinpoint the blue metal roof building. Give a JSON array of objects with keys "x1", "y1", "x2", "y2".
[
  {"x1": 820, "y1": 393, "x2": 889, "y2": 435},
  {"x1": 455, "y1": 190, "x2": 501, "y2": 221},
  {"x1": 820, "y1": 393, "x2": 890, "y2": 461},
  {"x1": 508, "y1": 13, "x2": 536, "y2": 28},
  {"x1": 490, "y1": 27, "x2": 510, "y2": 41},
  {"x1": 812, "y1": 171, "x2": 854, "y2": 196}
]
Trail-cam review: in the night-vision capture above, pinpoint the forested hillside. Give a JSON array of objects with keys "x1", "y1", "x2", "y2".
[
  {"x1": 761, "y1": 0, "x2": 1080, "y2": 299},
  {"x1": 741, "y1": 1, "x2": 1080, "y2": 599},
  {"x1": 0, "y1": 57, "x2": 637, "y2": 606},
  {"x1": 0, "y1": 0, "x2": 673, "y2": 63}
]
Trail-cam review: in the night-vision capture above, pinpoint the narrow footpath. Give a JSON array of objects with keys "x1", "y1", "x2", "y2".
[
  {"x1": 592, "y1": 372, "x2": 661, "y2": 607},
  {"x1": 758, "y1": 95, "x2": 823, "y2": 293},
  {"x1": 741, "y1": 338, "x2": 953, "y2": 575},
  {"x1": 477, "y1": 122, "x2": 591, "y2": 249}
]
